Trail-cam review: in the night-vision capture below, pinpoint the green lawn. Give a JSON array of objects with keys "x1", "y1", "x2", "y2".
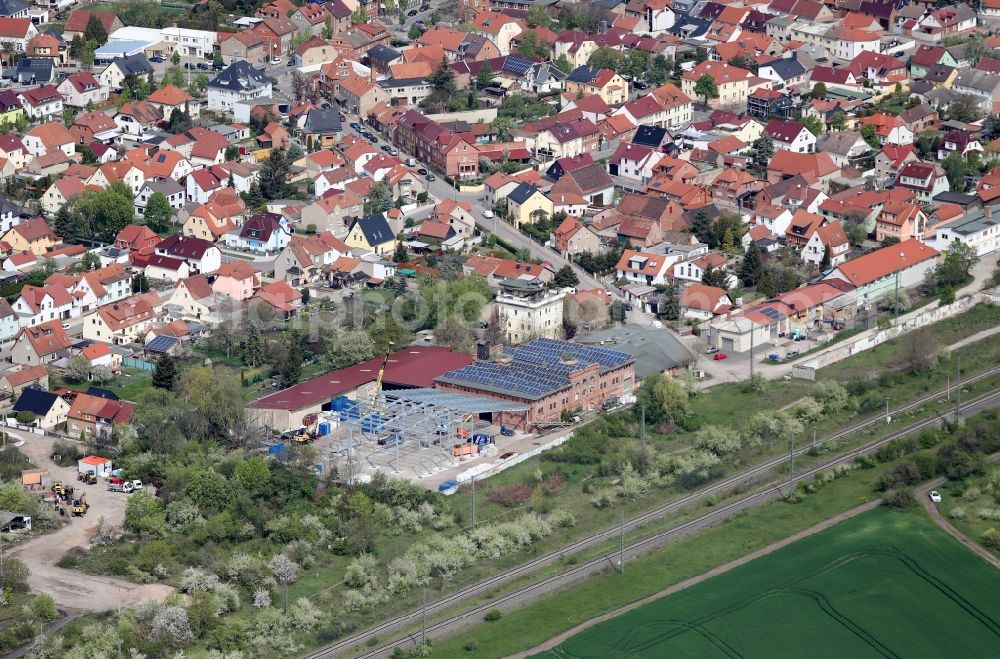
[
  {"x1": 939, "y1": 473, "x2": 1000, "y2": 560},
  {"x1": 535, "y1": 508, "x2": 1000, "y2": 658}
]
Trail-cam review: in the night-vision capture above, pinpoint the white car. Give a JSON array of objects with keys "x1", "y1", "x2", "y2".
[
  {"x1": 929, "y1": 491, "x2": 942, "y2": 503},
  {"x1": 482, "y1": 210, "x2": 494, "y2": 219},
  {"x1": 131, "y1": 480, "x2": 144, "y2": 490},
  {"x1": 61, "y1": 322, "x2": 71, "y2": 330}
]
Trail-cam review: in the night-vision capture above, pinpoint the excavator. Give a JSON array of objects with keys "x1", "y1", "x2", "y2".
[
  {"x1": 292, "y1": 413, "x2": 319, "y2": 444},
  {"x1": 370, "y1": 342, "x2": 394, "y2": 413}
]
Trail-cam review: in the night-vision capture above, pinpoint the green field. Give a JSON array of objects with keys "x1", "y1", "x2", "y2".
[{"x1": 536, "y1": 508, "x2": 1000, "y2": 658}]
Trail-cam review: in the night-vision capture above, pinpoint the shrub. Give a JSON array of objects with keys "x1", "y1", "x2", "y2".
[
  {"x1": 962, "y1": 486, "x2": 981, "y2": 502},
  {"x1": 983, "y1": 528, "x2": 1000, "y2": 549},
  {"x1": 487, "y1": 483, "x2": 534, "y2": 507},
  {"x1": 540, "y1": 472, "x2": 564, "y2": 496},
  {"x1": 484, "y1": 608, "x2": 502, "y2": 622},
  {"x1": 883, "y1": 489, "x2": 916, "y2": 508},
  {"x1": 465, "y1": 639, "x2": 479, "y2": 652},
  {"x1": 950, "y1": 506, "x2": 968, "y2": 521},
  {"x1": 548, "y1": 509, "x2": 576, "y2": 528}
]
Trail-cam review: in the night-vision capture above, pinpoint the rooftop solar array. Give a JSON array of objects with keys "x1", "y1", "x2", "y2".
[
  {"x1": 439, "y1": 339, "x2": 633, "y2": 400},
  {"x1": 503, "y1": 56, "x2": 533, "y2": 76},
  {"x1": 145, "y1": 335, "x2": 178, "y2": 353}
]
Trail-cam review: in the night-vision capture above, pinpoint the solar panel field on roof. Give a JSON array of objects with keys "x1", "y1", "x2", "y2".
[
  {"x1": 503, "y1": 56, "x2": 532, "y2": 75},
  {"x1": 145, "y1": 335, "x2": 178, "y2": 353}
]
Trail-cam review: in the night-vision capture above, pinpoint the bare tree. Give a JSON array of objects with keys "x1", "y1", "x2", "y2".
[{"x1": 269, "y1": 553, "x2": 299, "y2": 612}]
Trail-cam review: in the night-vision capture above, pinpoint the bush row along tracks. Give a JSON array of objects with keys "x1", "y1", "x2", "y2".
[{"x1": 305, "y1": 371, "x2": 1000, "y2": 659}]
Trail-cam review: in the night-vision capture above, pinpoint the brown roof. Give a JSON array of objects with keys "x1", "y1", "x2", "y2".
[
  {"x1": 16, "y1": 320, "x2": 72, "y2": 357},
  {"x1": 830, "y1": 239, "x2": 938, "y2": 287},
  {"x1": 147, "y1": 84, "x2": 195, "y2": 106}
]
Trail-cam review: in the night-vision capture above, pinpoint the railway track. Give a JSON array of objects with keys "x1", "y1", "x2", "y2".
[{"x1": 303, "y1": 371, "x2": 1000, "y2": 659}]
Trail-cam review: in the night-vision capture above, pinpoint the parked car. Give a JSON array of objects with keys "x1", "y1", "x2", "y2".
[
  {"x1": 426, "y1": 173, "x2": 436, "y2": 181},
  {"x1": 482, "y1": 209, "x2": 494, "y2": 218},
  {"x1": 131, "y1": 480, "x2": 144, "y2": 490},
  {"x1": 196, "y1": 62, "x2": 209, "y2": 70},
  {"x1": 712, "y1": 353, "x2": 728, "y2": 361},
  {"x1": 408, "y1": 9, "x2": 418, "y2": 16},
  {"x1": 420, "y1": 4, "x2": 430, "y2": 10},
  {"x1": 388, "y1": 147, "x2": 398, "y2": 156},
  {"x1": 929, "y1": 490, "x2": 942, "y2": 503},
  {"x1": 61, "y1": 322, "x2": 71, "y2": 330},
  {"x1": 417, "y1": 167, "x2": 427, "y2": 175},
  {"x1": 350, "y1": 122, "x2": 360, "y2": 130},
  {"x1": 633, "y1": 80, "x2": 649, "y2": 90},
  {"x1": 150, "y1": 56, "x2": 165, "y2": 63},
  {"x1": 706, "y1": 346, "x2": 719, "y2": 354}
]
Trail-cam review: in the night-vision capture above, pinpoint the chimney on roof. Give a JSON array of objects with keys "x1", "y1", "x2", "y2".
[
  {"x1": 986, "y1": 205, "x2": 993, "y2": 218},
  {"x1": 600, "y1": 20, "x2": 608, "y2": 34}
]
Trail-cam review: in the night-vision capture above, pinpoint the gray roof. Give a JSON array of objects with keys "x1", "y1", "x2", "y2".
[
  {"x1": 933, "y1": 207, "x2": 999, "y2": 236},
  {"x1": 821, "y1": 130, "x2": 866, "y2": 156},
  {"x1": 0, "y1": 0, "x2": 27, "y2": 16},
  {"x1": 953, "y1": 68, "x2": 1000, "y2": 93},
  {"x1": 304, "y1": 107, "x2": 342, "y2": 134},
  {"x1": 209, "y1": 60, "x2": 270, "y2": 92},
  {"x1": 384, "y1": 388, "x2": 529, "y2": 412},
  {"x1": 761, "y1": 57, "x2": 805, "y2": 81},
  {"x1": 367, "y1": 44, "x2": 401, "y2": 65},
  {"x1": 15, "y1": 58, "x2": 53, "y2": 84},
  {"x1": 0, "y1": 196, "x2": 22, "y2": 217},
  {"x1": 574, "y1": 324, "x2": 693, "y2": 380},
  {"x1": 13, "y1": 388, "x2": 60, "y2": 416},
  {"x1": 351, "y1": 213, "x2": 394, "y2": 246},
  {"x1": 144, "y1": 178, "x2": 184, "y2": 196},
  {"x1": 566, "y1": 65, "x2": 600, "y2": 84},
  {"x1": 508, "y1": 182, "x2": 540, "y2": 205},
  {"x1": 111, "y1": 54, "x2": 153, "y2": 75}
]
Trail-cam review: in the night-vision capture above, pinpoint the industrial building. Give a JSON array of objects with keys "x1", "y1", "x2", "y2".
[
  {"x1": 435, "y1": 338, "x2": 635, "y2": 429},
  {"x1": 248, "y1": 345, "x2": 473, "y2": 431}
]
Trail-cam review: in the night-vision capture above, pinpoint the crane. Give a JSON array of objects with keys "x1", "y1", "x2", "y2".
[{"x1": 370, "y1": 342, "x2": 394, "y2": 412}]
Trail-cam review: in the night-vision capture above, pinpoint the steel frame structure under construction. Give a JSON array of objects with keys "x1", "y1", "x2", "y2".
[{"x1": 326, "y1": 388, "x2": 529, "y2": 481}]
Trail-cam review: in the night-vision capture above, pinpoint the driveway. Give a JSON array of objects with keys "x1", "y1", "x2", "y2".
[{"x1": 5, "y1": 429, "x2": 172, "y2": 612}]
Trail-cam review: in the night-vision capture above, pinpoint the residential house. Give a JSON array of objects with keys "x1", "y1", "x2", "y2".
[
  {"x1": 1, "y1": 217, "x2": 56, "y2": 255},
  {"x1": 23, "y1": 121, "x2": 74, "y2": 158},
  {"x1": 615, "y1": 249, "x2": 676, "y2": 286},
  {"x1": 11, "y1": 284, "x2": 73, "y2": 326},
  {"x1": 12, "y1": 388, "x2": 69, "y2": 430},
  {"x1": 764, "y1": 119, "x2": 816, "y2": 153},
  {"x1": 302, "y1": 108, "x2": 343, "y2": 148},
  {"x1": 114, "y1": 224, "x2": 160, "y2": 253},
  {"x1": 679, "y1": 283, "x2": 732, "y2": 321},
  {"x1": 552, "y1": 217, "x2": 602, "y2": 255},
  {"x1": 507, "y1": 184, "x2": 553, "y2": 228},
  {"x1": 207, "y1": 61, "x2": 272, "y2": 111},
  {"x1": 69, "y1": 110, "x2": 118, "y2": 146},
  {"x1": 114, "y1": 100, "x2": 163, "y2": 138},
  {"x1": 18, "y1": 85, "x2": 61, "y2": 120},
  {"x1": 251, "y1": 16, "x2": 298, "y2": 60},
  {"x1": 951, "y1": 68, "x2": 1000, "y2": 113},
  {"x1": 83, "y1": 295, "x2": 158, "y2": 345},
  {"x1": 0, "y1": 16, "x2": 36, "y2": 52},
  {"x1": 565, "y1": 66, "x2": 627, "y2": 105},
  {"x1": 0, "y1": 364, "x2": 49, "y2": 397},
  {"x1": 801, "y1": 220, "x2": 850, "y2": 267},
  {"x1": 147, "y1": 84, "x2": 198, "y2": 121},
  {"x1": 67, "y1": 392, "x2": 134, "y2": 439},
  {"x1": 681, "y1": 60, "x2": 763, "y2": 110},
  {"x1": 876, "y1": 202, "x2": 928, "y2": 242},
  {"x1": 155, "y1": 234, "x2": 222, "y2": 274},
  {"x1": 822, "y1": 240, "x2": 939, "y2": 307},
  {"x1": 63, "y1": 10, "x2": 123, "y2": 41},
  {"x1": 40, "y1": 177, "x2": 85, "y2": 216},
  {"x1": 857, "y1": 113, "x2": 914, "y2": 146},
  {"x1": 98, "y1": 54, "x2": 153, "y2": 90},
  {"x1": 534, "y1": 117, "x2": 600, "y2": 160},
  {"x1": 134, "y1": 178, "x2": 185, "y2": 218},
  {"x1": 346, "y1": 212, "x2": 396, "y2": 256},
  {"x1": 895, "y1": 161, "x2": 950, "y2": 202},
  {"x1": 56, "y1": 72, "x2": 108, "y2": 108},
  {"x1": 822, "y1": 130, "x2": 870, "y2": 168},
  {"x1": 212, "y1": 261, "x2": 260, "y2": 301},
  {"x1": 224, "y1": 212, "x2": 291, "y2": 253},
  {"x1": 10, "y1": 320, "x2": 72, "y2": 365}
]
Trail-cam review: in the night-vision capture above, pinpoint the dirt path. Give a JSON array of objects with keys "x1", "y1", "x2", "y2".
[
  {"x1": 512, "y1": 500, "x2": 880, "y2": 659},
  {"x1": 916, "y1": 478, "x2": 1000, "y2": 571},
  {"x1": 5, "y1": 429, "x2": 173, "y2": 612}
]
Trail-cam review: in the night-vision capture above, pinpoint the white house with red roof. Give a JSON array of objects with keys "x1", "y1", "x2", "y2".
[
  {"x1": 0, "y1": 17, "x2": 37, "y2": 52},
  {"x1": 10, "y1": 320, "x2": 73, "y2": 365},
  {"x1": 608, "y1": 143, "x2": 665, "y2": 184},
  {"x1": 56, "y1": 72, "x2": 109, "y2": 108},
  {"x1": 18, "y1": 85, "x2": 62, "y2": 120},
  {"x1": 12, "y1": 284, "x2": 73, "y2": 326},
  {"x1": 678, "y1": 283, "x2": 732, "y2": 321},
  {"x1": 822, "y1": 240, "x2": 939, "y2": 307},
  {"x1": 611, "y1": 95, "x2": 670, "y2": 129},
  {"x1": 155, "y1": 235, "x2": 222, "y2": 274},
  {"x1": 764, "y1": 119, "x2": 815, "y2": 153},
  {"x1": 895, "y1": 161, "x2": 950, "y2": 203},
  {"x1": 615, "y1": 249, "x2": 678, "y2": 286},
  {"x1": 671, "y1": 252, "x2": 738, "y2": 288},
  {"x1": 801, "y1": 220, "x2": 850, "y2": 267},
  {"x1": 186, "y1": 166, "x2": 230, "y2": 204}
]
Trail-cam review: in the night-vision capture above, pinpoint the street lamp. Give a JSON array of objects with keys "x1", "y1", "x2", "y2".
[{"x1": 885, "y1": 397, "x2": 891, "y2": 425}]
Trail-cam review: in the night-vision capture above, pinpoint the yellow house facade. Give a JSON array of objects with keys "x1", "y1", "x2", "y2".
[
  {"x1": 508, "y1": 185, "x2": 554, "y2": 228},
  {"x1": 346, "y1": 213, "x2": 397, "y2": 256},
  {"x1": 1, "y1": 219, "x2": 58, "y2": 256}
]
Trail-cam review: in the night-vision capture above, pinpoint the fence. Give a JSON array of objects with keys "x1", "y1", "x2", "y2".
[
  {"x1": 123, "y1": 357, "x2": 155, "y2": 372},
  {"x1": 801, "y1": 291, "x2": 998, "y2": 371}
]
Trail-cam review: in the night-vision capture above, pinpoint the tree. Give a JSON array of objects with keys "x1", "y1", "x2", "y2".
[
  {"x1": 492, "y1": 116, "x2": 512, "y2": 142},
  {"x1": 408, "y1": 24, "x2": 422, "y2": 40},
  {"x1": 588, "y1": 46, "x2": 621, "y2": 72},
  {"x1": 169, "y1": 104, "x2": 193, "y2": 133},
  {"x1": 727, "y1": 54, "x2": 757, "y2": 73},
  {"x1": 810, "y1": 82, "x2": 827, "y2": 100},
  {"x1": 476, "y1": 59, "x2": 494, "y2": 89},
  {"x1": 30, "y1": 594, "x2": 58, "y2": 622},
  {"x1": 635, "y1": 373, "x2": 691, "y2": 427},
  {"x1": 739, "y1": 242, "x2": 763, "y2": 287},
  {"x1": 143, "y1": 191, "x2": 172, "y2": 232},
  {"x1": 656, "y1": 283, "x2": 680, "y2": 321},
  {"x1": 84, "y1": 15, "x2": 108, "y2": 46},
  {"x1": 693, "y1": 74, "x2": 718, "y2": 107},
  {"x1": 243, "y1": 323, "x2": 266, "y2": 367},
  {"x1": 366, "y1": 182, "x2": 393, "y2": 214},
  {"x1": 234, "y1": 455, "x2": 271, "y2": 496},
  {"x1": 326, "y1": 328, "x2": 375, "y2": 368},
  {"x1": 942, "y1": 151, "x2": 968, "y2": 192},
  {"x1": 124, "y1": 489, "x2": 165, "y2": 536},
  {"x1": 860, "y1": 123, "x2": 881, "y2": 149},
  {"x1": 131, "y1": 272, "x2": 149, "y2": 293},
  {"x1": 0, "y1": 557, "x2": 29, "y2": 592},
  {"x1": 935, "y1": 241, "x2": 980, "y2": 288},
  {"x1": 351, "y1": 5, "x2": 366, "y2": 24},
  {"x1": 518, "y1": 30, "x2": 549, "y2": 60},
  {"x1": 829, "y1": 111, "x2": 847, "y2": 132},
  {"x1": 555, "y1": 54, "x2": 572, "y2": 75},
  {"x1": 258, "y1": 147, "x2": 292, "y2": 200},
  {"x1": 171, "y1": 51, "x2": 181, "y2": 66},
  {"x1": 278, "y1": 331, "x2": 304, "y2": 387},
  {"x1": 947, "y1": 94, "x2": 983, "y2": 123},
  {"x1": 269, "y1": 553, "x2": 298, "y2": 612},
  {"x1": 54, "y1": 205, "x2": 80, "y2": 243},
  {"x1": 424, "y1": 57, "x2": 456, "y2": 113},
  {"x1": 798, "y1": 115, "x2": 824, "y2": 136},
  {"x1": 553, "y1": 265, "x2": 579, "y2": 288},
  {"x1": 820, "y1": 244, "x2": 832, "y2": 270},
  {"x1": 224, "y1": 144, "x2": 240, "y2": 162},
  {"x1": 526, "y1": 3, "x2": 551, "y2": 28},
  {"x1": 66, "y1": 354, "x2": 92, "y2": 382},
  {"x1": 701, "y1": 264, "x2": 729, "y2": 290},
  {"x1": 213, "y1": 49, "x2": 223, "y2": 68},
  {"x1": 75, "y1": 185, "x2": 134, "y2": 242},
  {"x1": 243, "y1": 181, "x2": 265, "y2": 209},
  {"x1": 153, "y1": 353, "x2": 178, "y2": 390},
  {"x1": 751, "y1": 134, "x2": 774, "y2": 170}
]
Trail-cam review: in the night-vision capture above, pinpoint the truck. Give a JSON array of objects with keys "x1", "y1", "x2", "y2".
[
  {"x1": 71, "y1": 494, "x2": 89, "y2": 516},
  {"x1": 77, "y1": 471, "x2": 97, "y2": 485},
  {"x1": 107, "y1": 479, "x2": 134, "y2": 494}
]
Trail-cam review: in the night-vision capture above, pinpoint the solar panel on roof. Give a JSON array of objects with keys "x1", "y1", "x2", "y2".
[
  {"x1": 146, "y1": 335, "x2": 178, "y2": 352},
  {"x1": 503, "y1": 57, "x2": 532, "y2": 75}
]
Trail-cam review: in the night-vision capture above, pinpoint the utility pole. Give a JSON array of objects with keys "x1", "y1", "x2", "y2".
[
  {"x1": 947, "y1": 373, "x2": 951, "y2": 401},
  {"x1": 749, "y1": 325, "x2": 754, "y2": 378},
  {"x1": 619, "y1": 509, "x2": 624, "y2": 575},
  {"x1": 788, "y1": 434, "x2": 795, "y2": 494},
  {"x1": 885, "y1": 397, "x2": 890, "y2": 425},
  {"x1": 471, "y1": 475, "x2": 476, "y2": 530},
  {"x1": 894, "y1": 271, "x2": 900, "y2": 322}
]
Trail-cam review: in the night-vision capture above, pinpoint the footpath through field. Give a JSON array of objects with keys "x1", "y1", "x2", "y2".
[
  {"x1": 511, "y1": 500, "x2": 880, "y2": 659},
  {"x1": 916, "y1": 471, "x2": 1000, "y2": 571}
]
